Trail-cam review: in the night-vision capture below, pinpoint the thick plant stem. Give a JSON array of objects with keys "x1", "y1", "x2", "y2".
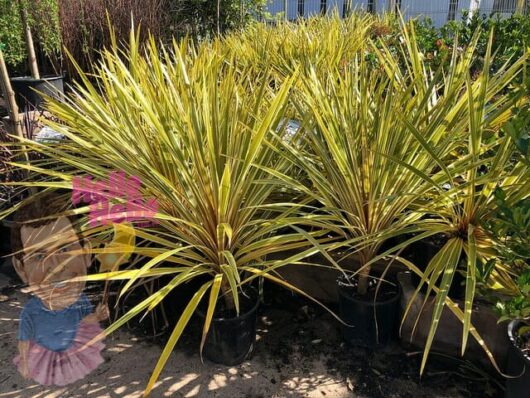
[
  {"x1": 240, "y1": 0, "x2": 244, "y2": 27},
  {"x1": 221, "y1": 279, "x2": 236, "y2": 311},
  {"x1": 0, "y1": 50, "x2": 24, "y2": 140},
  {"x1": 344, "y1": 0, "x2": 352, "y2": 17},
  {"x1": 357, "y1": 265, "x2": 371, "y2": 296},
  {"x1": 516, "y1": 0, "x2": 526, "y2": 14},
  {"x1": 0, "y1": 48, "x2": 36, "y2": 196},
  {"x1": 18, "y1": 0, "x2": 40, "y2": 79},
  {"x1": 217, "y1": 0, "x2": 221, "y2": 36}
]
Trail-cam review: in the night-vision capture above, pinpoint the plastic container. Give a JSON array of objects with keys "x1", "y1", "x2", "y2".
[
  {"x1": 0, "y1": 220, "x2": 11, "y2": 258},
  {"x1": 197, "y1": 287, "x2": 259, "y2": 365},
  {"x1": 337, "y1": 274, "x2": 401, "y2": 348},
  {"x1": 505, "y1": 320, "x2": 530, "y2": 398},
  {"x1": 10, "y1": 75, "x2": 64, "y2": 111}
]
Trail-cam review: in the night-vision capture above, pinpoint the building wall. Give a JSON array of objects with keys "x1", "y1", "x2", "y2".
[{"x1": 265, "y1": 0, "x2": 523, "y2": 26}]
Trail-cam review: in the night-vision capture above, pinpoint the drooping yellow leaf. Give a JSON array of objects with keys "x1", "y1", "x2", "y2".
[{"x1": 96, "y1": 222, "x2": 136, "y2": 272}]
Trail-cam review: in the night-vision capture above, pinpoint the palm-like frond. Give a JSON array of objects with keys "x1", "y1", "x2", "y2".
[{"x1": 280, "y1": 21, "x2": 529, "y2": 372}]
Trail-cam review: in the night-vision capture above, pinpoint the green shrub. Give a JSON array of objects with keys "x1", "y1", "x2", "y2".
[
  {"x1": 0, "y1": 0, "x2": 61, "y2": 72},
  {"x1": 0, "y1": 0, "x2": 25, "y2": 69},
  {"x1": 485, "y1": 98, "x2": 530, "y2": 323},
  {"x1": 413, "y1": 12, "x2": 530, "y2": 74},
  {"x1": 496, "y1": 269, "x2": 530, "y2": 321}
]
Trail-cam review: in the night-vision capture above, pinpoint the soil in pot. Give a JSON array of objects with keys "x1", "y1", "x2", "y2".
[
  {"x1": 338, "y1": 274, "x2": 401, "y2": 348},
  {"x1": 197, "y1": 287, "x2": 259, "y2": 366},
  {"x1": 506, "y1": 320, "x2": 530, "y2": 398},
  {"x1": 10, "y1": 76, "x2": 64, "y2": 111}
]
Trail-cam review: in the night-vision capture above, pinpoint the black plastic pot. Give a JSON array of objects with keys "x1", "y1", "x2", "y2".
[
  {"x1": 0, "y1": 221, "x2": 10, "y2": 258},
  {"x1": 197, "y1": 287, "x2": 259, "y2": 366},
  {"x1": 505, "y1": 320, "x2": 530, "y2": 398},
  {"x1": 9, "y1": 75, "x2": 64, "y2": 111},
  {"x1": 338, "y1": 274, "x2": 401, "y2": 348}
]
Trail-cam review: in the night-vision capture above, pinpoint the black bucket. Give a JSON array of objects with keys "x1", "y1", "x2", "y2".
[
  {"x1": 9, "y1": 75, "x2": 64, "y2": 111},
  {"x1": 338, "y1": 274, "x2": 401, "y2": 348},
  {"x1": 197, "y1": 287, "x2": 259, "y2": 366},
  {"x1": 505, "y1": 320, "x2": 530, "y2": 398},
  {"x1": 0, "y1": 220, "x2": 11, "y2": 259}
]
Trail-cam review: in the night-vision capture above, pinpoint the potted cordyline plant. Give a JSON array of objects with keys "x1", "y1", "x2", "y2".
[
  {"x1": 388, "y1": 30, "x2": 529, "y2": 375},
  {"x1": 278, "y1": 51, "x2": 439, "y2": 348},
  {"x1": 0, "y1": 32, "x2": 335, "y2": 396},
  {"x1": 278, "y1": 23, "x2": 529, "y2": 372}
]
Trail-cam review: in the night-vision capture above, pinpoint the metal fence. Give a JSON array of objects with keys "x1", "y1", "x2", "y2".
[{"x1": 265, "y1": 0, "x2": 529, "y2": 27}]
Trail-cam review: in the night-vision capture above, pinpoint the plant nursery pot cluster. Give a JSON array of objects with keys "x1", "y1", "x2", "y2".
[
  {"x1": 337, "y1": 274, "x2": 402, "y2": 348},
  {"x1": 197, "y1": 287, "x2": 260, "y2": 366},
  {"x1": 9, "y1": 75, "x2": 64, "y2": 111},
  {"x1": 505, "y1": 320, "x2": 530, "y2": 398}
]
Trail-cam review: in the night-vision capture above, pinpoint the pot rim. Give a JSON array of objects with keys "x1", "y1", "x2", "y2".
[
  {"x1": 10, "y1": 75, "x2": 65, "y2": 82},
  {"x1": 197, "y1": 285, "x2": 259, "y2": 322},
  {"x1": 337, "y1": 274, "x2": 402, "y2": 305},
  {"x1": 508, "y1": 319, "x2": 530, "y2": 362}
]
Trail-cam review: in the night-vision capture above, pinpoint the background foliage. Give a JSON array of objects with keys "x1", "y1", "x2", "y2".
[
  {"x1": 0, "y1": 0, "x2": 268, "y2": 76},
  {"x1": 0, "y1": 0, "x2": 62, "y2": 73},
  {"x1": 56, "y1": 0, "x2": 269, "y2": 77},
  {"x1": 58, "y1": 0, "x2": 169, "y2": 76},
  {"x1": 414, "y1": 12, "x2": 530, "y2": 74},
  {"x1": 0, "y1": 0, "x2": 25, "y2": 69}
]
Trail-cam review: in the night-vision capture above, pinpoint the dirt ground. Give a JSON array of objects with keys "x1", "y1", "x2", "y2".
[{"x1": 0, "y1": 268, "x2": 504, "y2": 398}]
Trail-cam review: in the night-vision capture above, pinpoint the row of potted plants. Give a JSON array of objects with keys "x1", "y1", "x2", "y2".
[{"x1": 1, "y1": 14, "x2": 528, "y2": 397}]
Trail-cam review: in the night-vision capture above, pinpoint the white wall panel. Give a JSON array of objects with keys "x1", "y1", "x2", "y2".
[{"x1": 265, "y1": 0, "x2": 523, "y2": 25}]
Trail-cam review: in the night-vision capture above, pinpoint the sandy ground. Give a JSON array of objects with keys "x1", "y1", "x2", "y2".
[
  {"x1": 1, "y1": 290, "x2": 350, "y2": 398},
  {"x1": 0, "y1": 267, "x2": 502, "y2": 398}
]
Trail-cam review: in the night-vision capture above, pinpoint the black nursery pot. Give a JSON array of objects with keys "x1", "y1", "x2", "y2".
[
  {"x1": 0, "y1": 216, "x2": 14, "y2": 259},
  {"x1": 0, "y1": 223, "x2": 10, "y2": 259},
  {"x1": 10, "y1": 75, "x2": 64, "y2": 111},
  {"x1": 505, "y1": 320, "x2": 530, "y2": 398},
  {"x1": 337, "y1": 274, "x2": 401, "y2": 348},
  {"x1": 197, "y1": 287, "x2": 259, "y2": 366}
]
